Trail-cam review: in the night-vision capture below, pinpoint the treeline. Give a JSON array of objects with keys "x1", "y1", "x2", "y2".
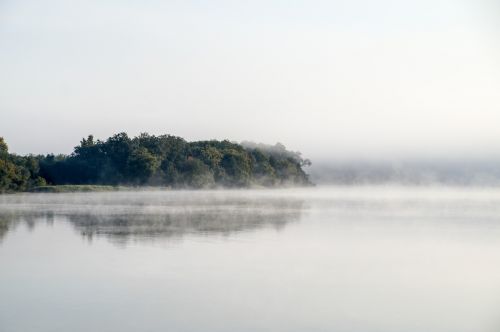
[
  {"x1": 0, "y1": 133, "x2": 312, "y2": 192},
  {"x1": 0, "y1": 138, "x2": 47, "y2": 192}
]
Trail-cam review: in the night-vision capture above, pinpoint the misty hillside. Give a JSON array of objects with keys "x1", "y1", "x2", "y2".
[{"x1": 309, "y1": 160, "x2": 500, "y2": 186}]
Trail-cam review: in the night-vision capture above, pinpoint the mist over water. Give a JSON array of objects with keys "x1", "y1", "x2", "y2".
[
  {"x1": 309, "y1": 158, "x2": 500, "y2": 186},
  {"x1": 2, "y1": 187, "x2": 500, "y2": 332},
  {"x1": 1, "y1": 0, "x2": 500, "y2": 330},
  {"x1": 0, "y1": 190, "x2": 304, "y2": 245}
]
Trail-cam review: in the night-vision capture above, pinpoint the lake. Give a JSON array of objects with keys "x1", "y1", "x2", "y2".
[{"x1": 1, "y1": 186, "x2": 500, "y2": 332}]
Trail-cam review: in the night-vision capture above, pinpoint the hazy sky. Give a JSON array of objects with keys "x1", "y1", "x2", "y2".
[{"x1": 1, "y1": 0, "x2": 499, "y2": 160}]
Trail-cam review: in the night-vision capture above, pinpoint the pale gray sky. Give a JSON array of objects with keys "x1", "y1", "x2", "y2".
[{"x1": 1, "y1": 0, "x2": 499, "y2": 160}]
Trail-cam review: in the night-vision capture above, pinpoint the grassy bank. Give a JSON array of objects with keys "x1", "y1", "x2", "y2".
[{"x1": 28, "y1": 185, "x2": 126, "y2": 193}]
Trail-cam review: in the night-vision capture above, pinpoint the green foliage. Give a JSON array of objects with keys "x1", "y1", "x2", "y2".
[
  {"x1": 179, "y1": 158, "x2": 215, "y2": 188},
  {"x1": 126, "y1": 147, "x2": 160, "y2": 184},
  {"x1": 220, "y1": 149, "x2": 251, "y2": 186},
  {"x1": 0, "y1": 137, "x2": 8, "y2": 154},
  {"x1": 0, "y1": 134, "x2": 312, "y2": 192},
  {"x1": 0, "y1": 137, "x2": 46, "y2": 192}
]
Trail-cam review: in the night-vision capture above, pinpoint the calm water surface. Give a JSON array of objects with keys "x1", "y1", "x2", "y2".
[{"x1": 1, "y1": 186, "x2": 500, "y2": 332}]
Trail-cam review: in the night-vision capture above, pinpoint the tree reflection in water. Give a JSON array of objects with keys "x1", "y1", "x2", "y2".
[{"x1": 0, "y1": 191, "x2": 305, "y2": 245}]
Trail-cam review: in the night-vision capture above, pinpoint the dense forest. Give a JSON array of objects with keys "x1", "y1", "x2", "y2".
[{"x1": 0, "y1": 133, "x2": 312, "y2": 192}]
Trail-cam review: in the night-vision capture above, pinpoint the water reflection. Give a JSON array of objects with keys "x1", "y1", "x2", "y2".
[
  {"x1": 3, "y1": 188, "x2": 500, "y2": 332},
  {"x1": 0, "y1": 216, "x2": 9, "y2": 241},
  {"x1": 0, "y1": 191, "x2": 304, "y2": 244}
]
